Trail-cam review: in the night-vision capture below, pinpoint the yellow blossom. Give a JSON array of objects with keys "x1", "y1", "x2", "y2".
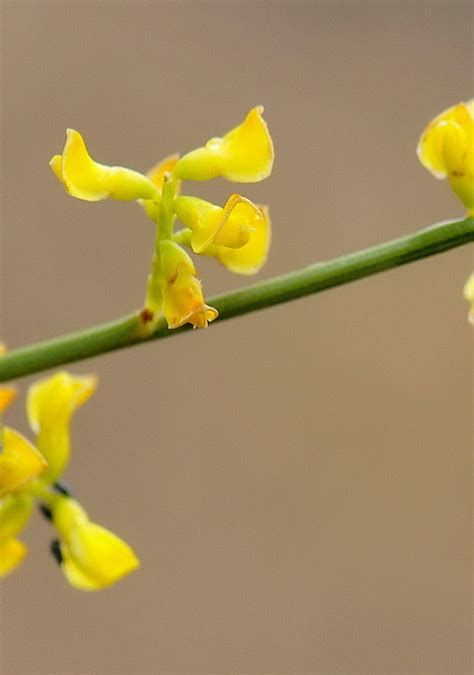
[
  {"x1": 175, "y1": 106, "x2": 274, "y2": 183},
  {"x1": 52, "y1": 496, "x2": 139, "y2": 591},
  {"x1": 26, "y1": 371, "x2": 97, "y2": 483},
  {"x1": 417, "y1": 100, "x2": 474, "y2": 213},
  {"x1": 159, "y1": 241, "x2": 218, "y2": 329},
  {"x1": 50, "y1": 129, "x2": 160, "y2": 202},
  {"x1": 174, "y1": 193, "x2": 263, "y2": 253},
  {"x1": 0, "y1": 427, "x2": 47, "y2": 499},
  {"x1": 0, "y1": 493, "x2": 33, "y2": 577},
  {"x1": 463, "y1": 272, "x2": 474, "y2": 325}
]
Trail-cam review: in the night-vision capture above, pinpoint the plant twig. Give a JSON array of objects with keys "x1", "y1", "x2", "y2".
[{"x1": 1, "y1": 216, "x2": 472, "y2": 382}]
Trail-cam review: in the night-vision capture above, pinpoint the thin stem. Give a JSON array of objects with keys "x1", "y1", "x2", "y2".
[{"x1": 1, "y1": 216, "x2": 472, "y2": 382}]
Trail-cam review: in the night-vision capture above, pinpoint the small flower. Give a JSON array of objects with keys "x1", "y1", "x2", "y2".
[
  {"x1": 417, "y1": 100, "x2": 474, "y2": 213},
  {"x1": 0, "y1": 493, "x2": 33, "y2": 577},
  {"x1": 0, "y1": 427, "x2": 47, "y2": 499},
  {"x1": 175, "y1": 106, "x2": 274, "y2": 182},
  {"x1": 159, "y1": 240, "x2": 218, "y2": 329},
  {"x1": 50, "y1": 129, "x2": 160, "y2": 202},
  {"x1": 174, "y1": 193, "x2": 263, "y2": 253},
  {"x1": 26, "y1": 371, "x2": 97, "y2": 483},
  {"x1": 52, "y1": 496, "x2": 139, "y2": 591},
  {"x1": 463, "y1": 272, "x2": 474, "y2": 325}
]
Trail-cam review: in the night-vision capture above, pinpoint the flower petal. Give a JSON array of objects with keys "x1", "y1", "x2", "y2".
[
  {"x1": 50, "y1": 130, "x2": 160, "y2": 202},
  {"x1": 175, "y1": 106, "x2": 274, "y2": 183},
  {"x1": 0, "y1": 427, "x2": 47, "y2": 498},
  {"x1": 0, "y1": 538, "x2": 27, "y2": 577}
]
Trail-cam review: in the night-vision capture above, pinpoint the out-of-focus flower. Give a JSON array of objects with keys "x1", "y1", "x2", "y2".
[
  {"x1": 26, "y1": 371, "x2": 97, "y2": 483},
  {"x1": 0, "y1": 427, "x2": 46, "y2": 499},
  {"x1": 175, "y1": 106, "x2": 274, "y2": 182},
  {"x1": 50, "y1": 130, "x2": 160, "y2": 202},
  {"x1": 52, "y1": 496, "x2": 139, "y2": 591},
  {"x1": 463, "y1": 272, "x2": 474, "y2": 325},
  {"x1": 159, "y1": 240, "x2": 218, "y2": 329},
  {"x1": 0, "y1": 493, "x2": 33, "y2": 577},
  {"x1": 417, "y1": 100, "x2": 474, "y2": 213}
]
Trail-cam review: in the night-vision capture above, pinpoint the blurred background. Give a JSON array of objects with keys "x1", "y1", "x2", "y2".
[{"x1": 1, "y1": 1, "x2": 472, "y2": 673}]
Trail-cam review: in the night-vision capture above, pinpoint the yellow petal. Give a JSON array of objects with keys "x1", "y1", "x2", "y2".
[
  {"x1": 54, "y1": 500, "x2": 140, "y2": 591},
  {"x1": 0, "y1": 538, "x2": 27, "y2": 577},
  {"x1": 0, "y1": 494, "x2": 33, "y2": 542},
  {"x1": 0, "y1": 387, "x2": 16, "y2": 413},
  {"x1": 0, "y1": 427, "x2": 47, "y2": 498},
  {"x1": 463, "y1": 272, "x2": 474, "y2": 325},
  {"x1": 50, "y1": 130, "x2": 160, "y2": 202},
  {"x1": 175, "y1": 106, "x2": 274, "y2": 183},
  {"x1": 159, "y1": 241, "x2": 218, "y2": 329},
  {"x1": 205, "y1": 205, "x2": 271, "y2": 275},
  {"x1": 174, "y1": 194, "x2": 261, "y2": 253},
  {"x1": 27, "y1": 371, "x2": 97, "y2": 482}
]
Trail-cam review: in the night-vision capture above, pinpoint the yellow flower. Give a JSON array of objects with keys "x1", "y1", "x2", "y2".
[
  {"x1": 159, "y1": 241, "x2": 218, "y2": 329},
  {"x1": 0, "y1": 344, "x2": 16, "y2": 413},
  {"x1": 0, "y1": 493, "x2": 33, "y2": 577},
  {"x1": 26, "y1": 371, "x2": 97, "y2": 483},
  {"x1": 176, "y1": 205, "x2": 271, "y2": 275},
  {"x1": 175, "y1": 106, "x2": 274, "y2": 183},
  {"x1": 417, "y1": 100, "x2": 474, "y2": 213},
  {"x1": 52, "y1": 496, "x2": 139, "y2": 591},
  {"x1": 50, "y1": 129, "x2": 160, "y2": 202},
  {"x1": 0, "y1": 427, "x2": 47, "y2": 499},
  {"x1": 174, "y1": 193, "x2": 263, "y2": 253},
  {"x1": 463, "y1": 272, "x2": 474, "y2": 325}
]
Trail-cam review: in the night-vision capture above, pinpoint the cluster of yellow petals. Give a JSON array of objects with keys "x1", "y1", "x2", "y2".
[
  {"x1": 417, "y1": 99, "x2": 474, "y2": 213},
  {"x1": 0, "y1": 368, "x2": 139, "y2": 590},
  {"x1": 49, "y1": 106, "x2": 274, "y2": 331}
]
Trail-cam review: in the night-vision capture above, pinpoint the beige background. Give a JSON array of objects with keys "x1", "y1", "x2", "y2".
[{"x1": 0, "y1": 1, "x2": 472, "y2": 673}]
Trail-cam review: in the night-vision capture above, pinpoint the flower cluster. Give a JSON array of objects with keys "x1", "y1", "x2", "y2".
[
  {"x1": 50, "y1": 107, "x2": 274, "y2": 330},
  {"x1": 418, "y1": 99, "x2": 474, "y2": 324},
  {"x1": 0, "y1": 360, "x2": 138, "y2": 590}
]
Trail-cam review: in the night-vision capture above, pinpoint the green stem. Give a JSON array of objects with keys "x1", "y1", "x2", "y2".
[{"x1": 1, "y1": 216, "x2": 472, "y2": 382}]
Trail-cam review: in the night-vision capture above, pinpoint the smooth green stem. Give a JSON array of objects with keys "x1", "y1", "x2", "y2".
[{"x1": 1, "y1": 216, "x2": 472, "y2": 382}]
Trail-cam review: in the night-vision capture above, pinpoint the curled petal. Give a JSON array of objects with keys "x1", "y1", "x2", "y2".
[
  {"x1": 0, "y1": 538, "x2": 27, "y2": 577},
  {"x1": 0, "y1": 427, "x2": 47, "y2": 498},
  {"x1": 50, "y1": 130, "x2": 160, "y2": 202},
  {"x1": 175, "y1": 106, "x2": 274, "y2": 183},
  {"x1": 174, "y1": 194, "x2": 262, "y2": 253}
]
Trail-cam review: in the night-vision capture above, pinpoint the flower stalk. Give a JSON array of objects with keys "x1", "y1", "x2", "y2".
[{"x1": 0, "y1": 215, "x2": 472, "y2": 383}]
